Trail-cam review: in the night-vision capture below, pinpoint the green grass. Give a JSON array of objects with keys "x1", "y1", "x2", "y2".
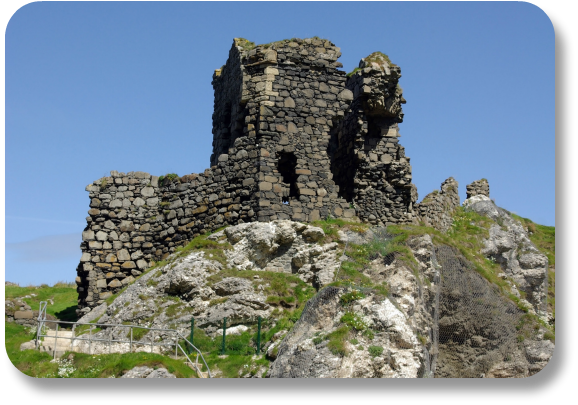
[
  {"x1": 5, "y1": 320, "x2": 197, "y2": 378},
  {"x1": 340, "y1": 312, "x2": 368, "y2": 332},
  {"x1": 339, "y1": 290, "x2": 365, "y2": 306},
  {"x1": 346, "y1": 67, "x2": 361, "y2": 77},
  {"x1": 368, "y1": 345, "x2": 384, "y2": 358},
  {"x1": 158, "y1": 173, "x2": 180, "y2": 187},
  {"x1": 326, "y1": 326, "x2": 350, "y2": 356},
  {"x1": 5, "y1": 282, "x2": 78, "y2": 322}
]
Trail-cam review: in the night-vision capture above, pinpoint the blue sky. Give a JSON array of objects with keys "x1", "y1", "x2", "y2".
[{"x1": 4, "y1": 1, "x2": 554, "y2": 285}]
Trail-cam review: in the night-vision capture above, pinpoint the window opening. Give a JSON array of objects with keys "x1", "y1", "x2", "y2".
[{"x1": 278, "y1": 152, "x2": 298, "y2": 203}]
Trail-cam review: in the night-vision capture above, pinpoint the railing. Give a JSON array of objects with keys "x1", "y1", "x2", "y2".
[{"x1": 35, "y1": 301, "x2": 212, "y2": 378}]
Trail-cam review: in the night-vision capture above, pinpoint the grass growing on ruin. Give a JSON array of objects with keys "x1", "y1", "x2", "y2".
[{"x1": 346, "y1": 67, "x2": 361, "y2": 77}]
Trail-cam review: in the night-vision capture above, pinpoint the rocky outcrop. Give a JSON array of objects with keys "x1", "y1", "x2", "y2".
[
  {"x1": 215, "y1": 220, "x2": 339, "y2": 288},
  {"x1": 70, "y1": 220, "x2": 342, "y2": 353},
  {"x1": 269, "y1": 215, "x2": 553, "y2": 378},
  {"x1": 269, "y1": 232, "x2": 441, "y2": 378},
  {"x1": 268, "y1": 287, "x2": 424, "y2": 378},
  {"x1": 464, "y1": 195, "x2": 548, "y2": 316},
  {"x1": 120, "y1": 366, "x2": 176, "y2": 378}
]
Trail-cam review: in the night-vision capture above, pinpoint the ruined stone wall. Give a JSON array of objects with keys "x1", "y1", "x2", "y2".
[
  {"x1": 466, "y1": 178, "x2": 490, "y2": 199},
  {"x1": 414, "y1": 177, "x2": 460, "y2": 232},
  {"x1": 329, "y1": 53, "x2": 417, "y2": 226},
  {"x1": 76, "y1": 162, "x2": 260, "y2": 311},
  {"x1": 76, "y1": 38, "x2": 423, "y2": 311}
]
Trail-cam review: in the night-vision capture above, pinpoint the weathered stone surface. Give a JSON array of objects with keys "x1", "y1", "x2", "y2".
[
  {"x1": 108, "y1": 279, "x2": 122, "y2": 288},
  {"x1": 14, "y1": 310, "x2": 33, "y2": 319},
  {"x1": 121, "y1": 366, "x2": 176, "y2": 378}
]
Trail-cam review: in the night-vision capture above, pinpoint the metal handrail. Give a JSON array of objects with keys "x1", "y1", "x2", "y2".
[{"x1": 35, "y1": 301, "x2": 212, "y2": 378}]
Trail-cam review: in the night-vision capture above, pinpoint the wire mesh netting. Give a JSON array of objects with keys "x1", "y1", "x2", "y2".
[{"x1": 280, "y1": 226, "x2": 554, "y2": 378}]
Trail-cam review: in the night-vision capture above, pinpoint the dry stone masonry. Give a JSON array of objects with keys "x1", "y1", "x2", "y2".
[
  {"x1": 466, "y1": 178, "x2": 490, "y2": 199},
  {"x1": 75, "y1": 37, "x2": 492, "y2": 313}
]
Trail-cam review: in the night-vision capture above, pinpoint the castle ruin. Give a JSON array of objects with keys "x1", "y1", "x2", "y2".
[{"x1": 76, "y1": 38, "x2": 488, "y2": 314}]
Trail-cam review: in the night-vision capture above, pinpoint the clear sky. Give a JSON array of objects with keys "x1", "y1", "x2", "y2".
[{"x1": 4, "y1": 1, "x2": 554, "y2": 285}]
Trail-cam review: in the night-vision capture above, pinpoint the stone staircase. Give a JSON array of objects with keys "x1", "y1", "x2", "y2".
[
  {"x1": 186, "y1": 361, "x2": 209, "y2": 378},
  {"x1": 38, "y1": 329, "x2": 75, "y2": 358}
]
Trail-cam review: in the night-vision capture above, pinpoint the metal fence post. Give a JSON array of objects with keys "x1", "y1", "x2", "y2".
[
  {"x1": 221, "y1": 317, "x2": 227, "y2": 355},
  {"x1": 256, "y1": 316, "x2": 261, "y2": 355},
  {"x1": 54, "y1": 323, "x2": 59, "y2": 359},
  {"x1": 189, "y1": 317, "x2": 195, "y2": 354}
]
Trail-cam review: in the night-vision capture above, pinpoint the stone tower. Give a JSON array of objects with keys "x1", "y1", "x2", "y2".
[{"x1": 209, "y1": 38, "x2": 417, "y2": 225}]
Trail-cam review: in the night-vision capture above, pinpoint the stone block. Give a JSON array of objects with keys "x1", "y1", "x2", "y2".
[
  {"x1": 343, "y1": 209, "x2": 356, "y2": 218},
  {"x1": 117, "y1": 249, "x2": 131, "y2": 261},
  {"x1": 337, "y1": 89, "x2": 353, "y2": 101},
  {"x1": 296, "y1": 169, "x2": 312, "y2": 175},
  {"x1": 136, "y1": 259, "x2": 149, "y2": 269},
  {"x1": 96, "y1": 279, "x2": 107, "y2": 288},
  {"x1": 193, "y1": 205, "x2": 208, "y2": 214},
  {"x1": 122, "y1": 261, "x2": 137, "y2": 269},
  {"x1": 134, "y1": 197, "x2": 146, "y2": 207},
  {"x1": 284, "y1": 97, "x2": 295, "y2": 108},
  {"x1": 119, "y1": 221, "x2": 135, "y2": 232},
  {"x1": 96, "y1": 231, "x2": 108, "y2": 241},
  {"x1": 121, "y1": 276, "x2": 135, "y2": 286},
  {"x1": 309, "y1": 210, "x2": 321, "y2": 221},
  {"x1": 82, "y1": 230, "x2": 95, "y2": 241},
  {"x1": 108, "y1": 279, "x2": 122, "y2": 288},
  {"x1": 14, "y1": 310, "x2": 33, "y2": 319},
  {"x1": 105, "y1": 254, "x2": 117, "y2": 263},
  {"x1": 259, "y1": 182, "x2": 272, "y2": 191},
  {"x1": 381, "y1": 154, "x2": 393, "y2": 164},
  {"x1": 299, "y1": 188, "x2": 316, "y2": 196}
]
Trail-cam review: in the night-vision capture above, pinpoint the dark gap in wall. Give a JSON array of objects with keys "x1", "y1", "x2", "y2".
[
  {"x1": 278, "y1": 152, "x2": 298, "y2": 203},
  {"x1": 328, "y1": 128, "x2": 356, "y2": 202}
]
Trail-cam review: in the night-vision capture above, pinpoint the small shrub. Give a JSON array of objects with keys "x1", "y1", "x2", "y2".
[
  {"x1": 340, "y1": 290, "x2": 366, "y2": 305},
  {"x1": 209, "y1": 297, "x2": 228, "y2": 307},
  {"x1": 145, "y1": 277, "x2": 158, "y2": 288},
  {"x1": 417, "y1": 334, "x2": 427, "y2": 346},
  {"x1": 543, "y1": 331, "x2": 555, "y2": 342},
  {"x1": 350, "y1": 338, "x2": 359, "y2": 345},
  {"x1": 165, "y1": 304, "x2": 180, "y2": 317},
  {"x1": 326, "y1": 326, "x2": 349, "y2": 356},
  {"x1": 340, "y1": 312, "x2": 368, "y2": 332},
  {"x1": 368, "y1": 345, "x2": 384, "y2": 358}
]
